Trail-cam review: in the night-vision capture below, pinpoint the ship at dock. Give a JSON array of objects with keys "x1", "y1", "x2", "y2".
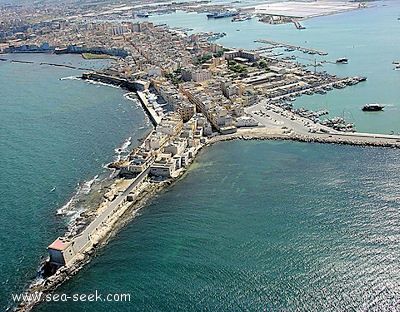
[
  {"x1": 207, "y1": 10, "x2": 238, "y2": 19},
  {"x1": 135, "y1": 11, "x2": 150, "y2": 18},
  {"x1": 362, "y1": 104, "x2": 384, "y2": 111}
]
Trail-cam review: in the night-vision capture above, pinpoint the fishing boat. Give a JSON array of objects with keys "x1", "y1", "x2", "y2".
[
  {"x1": 336, "y1": 58, "x2": 348, "y2": 64},
  {"x1": 362, "y1": 104, "x2": 384, "y2": 111}
]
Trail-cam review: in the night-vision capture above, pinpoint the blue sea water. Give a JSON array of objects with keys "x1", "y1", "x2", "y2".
[
  {"x1": 1, "y1": 1, "x2": 399, "y2": 311},
  {"x1": 37, "y1": 141, "x2": 400, "y2": 311},
  {"x1": 0, "y1": 54, "x2": 151, "y2": 310}
]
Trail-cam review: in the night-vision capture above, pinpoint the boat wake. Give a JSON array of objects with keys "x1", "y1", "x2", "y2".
[{"x1": 59, "y1": 76, "x2": 80, "y2": 81}]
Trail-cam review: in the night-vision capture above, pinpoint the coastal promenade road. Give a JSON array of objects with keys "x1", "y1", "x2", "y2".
[{"x1": 72, "y1": 165, "x2": 151, "y2": 254}]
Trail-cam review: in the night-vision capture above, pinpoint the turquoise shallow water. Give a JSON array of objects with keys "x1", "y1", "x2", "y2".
[
  {"x1": 37, "y1": 140, "x2": 400, "y2": 311},
  {"x1": 0, "y1": 54, "x2": 150, "y2": 310}
]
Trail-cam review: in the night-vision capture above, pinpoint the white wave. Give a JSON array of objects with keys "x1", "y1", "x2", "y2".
[
  {"x1": 56, "y1": 175, "x2": 98, "y2": 215},
  {"x1": 123, "y1": 93, "x2": 141, "y2": 106},
  {"x1": 78, "y1": 175, "x2": 99, "y2": 195},
  {"x1": 57, "y1": 196, "x2": 76, "y2": 215},
  {"x1": 84, "y1": 79, "x2": 119, "y2": 88},
  {"x1": 115, "y1": 136, "x2": 132, "y2": 154},
  {"x1": 60, "y1": 76, "x2": 80, "y2": 81},
  {"x1": 30, "y1": 277, "x2": 45, "y2": 288},
  {"x1": 123, "y1": 92, "x2": 135, "y2": 100}
]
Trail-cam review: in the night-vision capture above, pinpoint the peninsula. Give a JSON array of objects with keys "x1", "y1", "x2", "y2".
[{"x1": 1, "y1": 1, "x2": 399, "y2": 311}]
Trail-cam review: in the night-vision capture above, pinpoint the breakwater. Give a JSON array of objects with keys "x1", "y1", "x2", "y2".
[
  {"x1": 209, "y1": 128, "x2": 400, "y2": 149},
  {"x1": 255, "y1": 39, "x2": 328, "y2": 55},
  {"x1": 81, "y1": 72, "x2": 138, "y2": 91},
  {"x1": 5, "y1": 58, "x2": 92, "y2": 70},
  {"x1": 81, "y1": 72, "x2": 159, "y2": 127}
]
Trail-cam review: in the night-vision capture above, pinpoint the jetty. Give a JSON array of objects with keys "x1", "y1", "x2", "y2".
[
  {"x1": 255, "y1": 39, "x2": 328, "y2": 55},
  {"x1": 292, "y1": 19, "x2": 306, "y2": 30}
]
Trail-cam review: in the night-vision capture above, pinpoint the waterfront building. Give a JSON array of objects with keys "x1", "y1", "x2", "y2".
[
  {"x1": 235, "y1": 116, "x2": 259, "y2": 127},
  {"x1": 47, "y1": 237, "x2": 76, "y2": 267},
  {"x1": 163, "y1": 138, "x2": 187, "y2": 156},
  {"x1": 150, "y1": 153, "x2": 176, "y2": 177},
  {"x1": 157, "y1": 112, "x2": 183, "y2": 136},
  {"x1": 144, "y1": 132, "x2": 169, "y2": 151}
]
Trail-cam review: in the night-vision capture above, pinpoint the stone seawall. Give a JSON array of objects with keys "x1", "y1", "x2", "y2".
[
  {"x1": 208, "y1": 128, "x2": 400, "y2": 149},
  {"x1": 81, "y1": 72, "x2": 137, "y2": 91}
]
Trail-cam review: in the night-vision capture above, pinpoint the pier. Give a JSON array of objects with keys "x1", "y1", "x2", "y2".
[
  {"x1": 255, "y1": 39, "x2": 328, "y2": 55},
  {"x1": 292, "y1": 19, "x2": 306, "y2": 30},
  {"x1": 243, "y1": 101, "x2": 400, "y2": 149}
]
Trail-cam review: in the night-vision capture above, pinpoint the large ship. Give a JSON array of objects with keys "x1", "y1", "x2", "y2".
[
  {"x1": 362, "y1": 104, "x2": 384, "y2": 111},
  {"x1": 207, "y1": 10, "x2": 238, "y2": 19}
]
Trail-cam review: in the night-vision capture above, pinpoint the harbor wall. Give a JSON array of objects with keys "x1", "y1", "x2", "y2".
[
  {"x1": 81, "y1": 72, "x2": 160, "y2": 127},
  {"x1": 81, "y1": 72, "x2": 137, "y2": 91}
]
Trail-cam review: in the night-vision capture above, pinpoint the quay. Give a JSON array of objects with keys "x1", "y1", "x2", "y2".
[
  {"x1": 242, "y1": 100, "x2": 400, "y2": 148},
  {"x1": 255, "y1": 39, "x2": 328, "y2": 55},
  {"x1": 136, "y1": 91, "x2": 162, "y2": 126},
  {"x1": 81, "y1": 72, "x2": 138, "y2": 91}
]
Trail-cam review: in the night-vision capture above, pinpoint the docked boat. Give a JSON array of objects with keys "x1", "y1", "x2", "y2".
[
  {"x1": 232, "y1": 14, "x2": 251, "y2": 22},
  {"x1": 136, "y1": 12, "x2": 150, "y2": 18},
  {"x1": 362, "y1": 104, "x2": 384, "y2": 111},
  {"x1": 207, "y1": 10, "x2": 238, "y2": 19}
]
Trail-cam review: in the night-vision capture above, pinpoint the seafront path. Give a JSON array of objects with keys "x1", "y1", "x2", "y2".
[{"x1": 71, "y1": 164, "x2": 152, "y2": 257}]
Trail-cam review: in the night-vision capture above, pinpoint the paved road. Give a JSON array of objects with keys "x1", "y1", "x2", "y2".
[{"x1": 73, "y1": 165, "x2": 151, "y2": 252}]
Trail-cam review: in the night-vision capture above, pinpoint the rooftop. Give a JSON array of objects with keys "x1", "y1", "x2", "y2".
[{"x1": 47, "y1": 237, "x2": 71, "y2": 251}]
